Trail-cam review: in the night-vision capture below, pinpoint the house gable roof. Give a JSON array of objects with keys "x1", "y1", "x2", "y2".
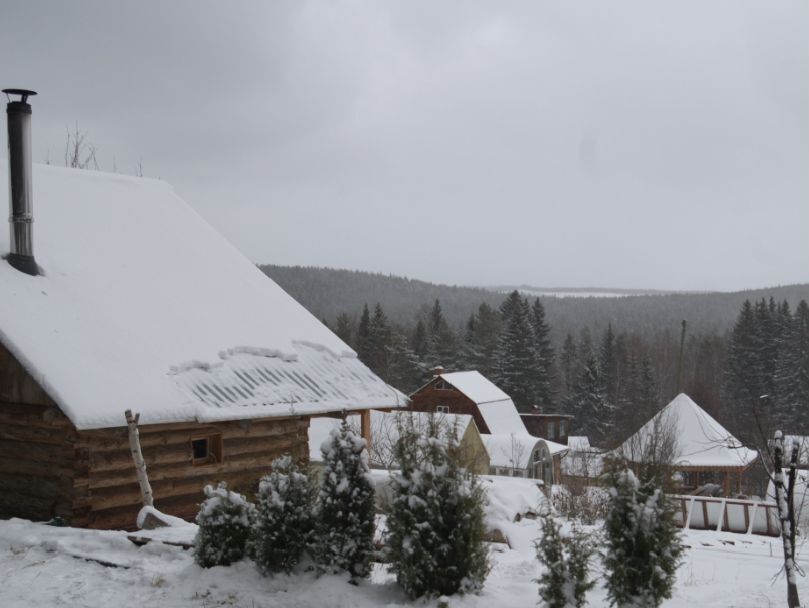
[
  {"x1": 617, "y1": 393, "x2": 757, "y2": 468},
  {"x1": 0, "y1": 163, "x2": 404, "y2": 429}
]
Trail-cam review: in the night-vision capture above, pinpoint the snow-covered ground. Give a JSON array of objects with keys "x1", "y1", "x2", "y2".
[{"x1": 0, "y1": 513, "x2": 806, "y2": 607}]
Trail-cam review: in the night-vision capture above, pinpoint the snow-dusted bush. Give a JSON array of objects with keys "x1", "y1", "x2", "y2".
[
  {"x1": 252, "y1": 454, "x2": 315, "y2": 574},
  {"x1": 535, "y1": 512, "x2": 594, "y2": 608},
  {"x1": 386, "y1": 415, "x2": 489, "y2": 598},
  {"x1": 314, "y1": 419, "x2": 376, "y2": 579},
  {"x1": 193, "y1": 482, "x2": 255, "y2": 568},
  {"x1": 553, "y1": 480, "x2": 609, "y2": 525},
  {"x1": 602, "y1": 469, "x2": 683, "y2": 608}
]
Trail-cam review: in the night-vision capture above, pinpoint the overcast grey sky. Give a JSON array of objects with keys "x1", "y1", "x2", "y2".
[{"x1": 1, "y1": 1, "x2": 807, "y2": 291}]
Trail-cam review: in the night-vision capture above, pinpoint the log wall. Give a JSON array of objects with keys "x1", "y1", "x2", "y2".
[
  {"x1": 74, "y1": 416, "x2": 310, "y2": 530},
  {"x1": 0, "y1": 341, "x2": 77, "y2": 523}
]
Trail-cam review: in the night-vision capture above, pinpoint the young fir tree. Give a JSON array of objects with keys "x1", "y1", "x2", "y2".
[
  {"x1": 536, "y1": 512, "x2": 595, "y2": 608},
  {"x1": 314, "y1": 420, "x2": 376, "y2": 580},
  {"x1": 602, "y1": 469, "x2": 683, "y2": 608},
  {"x1": 193, "y1": 482, "x2": 255, "y2": 568},
  {"x1": 252, "y1": 455, "x2": 315, "y2": 574},
  {"x1": 386, "y1": 415, "x2": 489, "y2": 598}
]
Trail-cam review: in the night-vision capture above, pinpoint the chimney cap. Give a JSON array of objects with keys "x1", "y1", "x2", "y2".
[{"x1": 3, "y1": 89, "x2": 37, "y2": 103}]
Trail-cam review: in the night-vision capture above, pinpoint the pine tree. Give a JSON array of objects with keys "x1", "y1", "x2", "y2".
[
  {"x1": 411, "y1": 319, "x2": 429, "y2": 360},
  {"x1": 252, "y1": 455, "x2": 315, "y2": 574},
  {"x1": 570, "y1": 335, "x2": 612, "y2": 446},
  {"x1": 334, "y1": 312, "x2": 355, "y2": 348},
  {"x1": 602, "y1": 469, "x2": 683, "y2": 608},
  {"x1": 531, "y1": 298, "x2": 555, "y2": 410},
  {"x1": 368, "y1": 303, "x2": 391, "y2": 379},
  {"x1": 386, "y1": 327, "x2": 423, "y2": 392},
  {"x1": 496, "y1": 291, "x2": 538, "y2": 411},
  {"x1": 386, "y1": 415, "x2": 489, "y2": 598},
  {"x1": 193, "y1": 482, "x2": 255, "y2": 568},
  {"x1": 314, "y1": 420, "x2": 376, "y2": 580},
  {"x1": 600, "y1": 324, "x2": 618, "y2": 407},
  {"x1": 536, "y1": 512, "x2": 595, "y2": 608},
  {"x1": 425, "y1": 299, "x2": 457, "y2": 372},
  {"x1": 560, "y1": 333, "x2": 578, "y2": 409},
  {"x1": 356, "y1": 304, "x2": 373, "y2": 366}
]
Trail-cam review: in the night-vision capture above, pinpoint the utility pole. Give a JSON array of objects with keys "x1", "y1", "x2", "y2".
[{"x1": 676, "y1": 320, "x2": 687, "y2": 394}]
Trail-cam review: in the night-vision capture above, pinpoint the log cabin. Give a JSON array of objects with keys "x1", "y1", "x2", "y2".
[{"x1": 0, "y1": 91, "x2": 405, "y2": 530}]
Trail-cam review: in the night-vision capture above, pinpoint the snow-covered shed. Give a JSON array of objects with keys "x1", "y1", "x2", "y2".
[
  {"x1": 409, "y1": 370, "x2": 567, "y2": 485},
  {"x1": 615, "y1": 393, "x2": 758, "y2": 495},
  {"x1": 309, "y1": 410, "x2": 489, "y2": 474},
  {"x1": 0, "y1": 123, "x2": 404, "y2": 528}
]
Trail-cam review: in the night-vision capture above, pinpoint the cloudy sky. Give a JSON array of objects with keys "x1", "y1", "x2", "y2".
[{"x1": 1, "y1": 1, "x2": 807, "y2": 291}]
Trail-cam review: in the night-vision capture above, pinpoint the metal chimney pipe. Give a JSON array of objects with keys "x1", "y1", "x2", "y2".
[{"x1": 4, "y1": 88, "x2": 38, "y2": 276}]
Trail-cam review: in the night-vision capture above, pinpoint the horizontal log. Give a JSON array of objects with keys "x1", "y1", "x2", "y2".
[
  {"x1": 0, "y1": 472, "x2": 73, "y2": 500},
  {"x1": 0, "y1": 492, "x2": 70, "y2": 521},
  {"x1": 0, "y1": 456, "x2": 72, "y2": 479},
  {"x1": 0, "y1": 423, "x2": 78, "y2": 446},
  {"x1": 0, "y1": 439, "x2": 74, "y2": 463},
  {"x1": 0, "y1": 407, "x2": 75, "y2": 430},
  {"x1": 78, "y1": 417, "x2": 306, "y2": 453},
  {"x1": 87, "y1": 457, "x2": 282, "y2": 510}
]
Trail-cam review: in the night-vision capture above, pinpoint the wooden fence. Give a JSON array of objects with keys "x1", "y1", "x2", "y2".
[{"x1": 670, "y1": 494, "x2": 780, "y2": 537}]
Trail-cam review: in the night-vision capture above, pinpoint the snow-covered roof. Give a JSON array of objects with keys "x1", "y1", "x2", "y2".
[
  {"x1": 0, "y1": 163, "x2": 404, "y2": 429},
  {"x1": 308, "y1": 410, "x2": 477, "y2": 465},
  {"x1": 568, "y1": 436, "x2": 592, "y2": 451},
  {"x1": 617, "y1": 393, "x2": 758, "y2": 469},
  {"x1": 544, "y1": 438, "x2": 570, "y2": 456},
  {"x1": 439, "y1": 371, "x2": 511, "y2": 404},
  {"x1": 477, "y1": 399, "x2": 529, "y2": 435},
  {"x1": 483, "y1": 434, "x2": 543, "y2": 469}
]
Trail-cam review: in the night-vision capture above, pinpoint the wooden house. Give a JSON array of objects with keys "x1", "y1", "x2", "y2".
[
  {"x1": 0, "y1": 94, "x2": 404, "y2": 529},
  {"x1": 520, "y1": 412, "x2": 574, "y2": 445},
  {"x1": 409, "y1": 370, "x2": 567, "y2": 486}
]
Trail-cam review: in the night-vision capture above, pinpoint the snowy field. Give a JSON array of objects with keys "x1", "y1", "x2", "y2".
[{"x1": 0, "y1": 514, "x2": 806, "y2": 608}]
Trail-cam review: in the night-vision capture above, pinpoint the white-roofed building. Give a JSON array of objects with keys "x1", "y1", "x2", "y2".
[
  {"x1": 615, "y1": 393, "x2": 758, "y2": 495},
  {"x1": 308, "y1": 410, "x2": 489, "y2": 474},
  {"x1": 409, "y1": 369, "x2": 567, "y2": 486},
  {"x1": 0, "y1": 97, "x2": 404, "y2": 529}
]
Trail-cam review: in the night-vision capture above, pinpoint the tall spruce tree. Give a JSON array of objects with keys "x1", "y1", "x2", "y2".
[
  {"x1": 495, "y1": 291, "x2": 539, "y2": 411},
  {"x1": 334, "y1": 312, "x2": 355, "y2": 348},
  {"x1": 425, "y1": 299, "x2": 458, "y2": 372},
  {"x1": 356, "y1": 304, "x2": 373, "y2": 366},
  {"x1": 531, "y1": 298, "x2": 555, "y2": 410},
  {"x1": 570, "y1": 333, "x2": 612, "y2": 446},
  {"x1": 368, "y1": 303, "x2": 391, "y2": 379}
]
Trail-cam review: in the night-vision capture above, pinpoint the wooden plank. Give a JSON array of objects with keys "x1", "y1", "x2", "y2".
[{"x1": 701, "y1": 499, "x2": 709, "y2": 530}]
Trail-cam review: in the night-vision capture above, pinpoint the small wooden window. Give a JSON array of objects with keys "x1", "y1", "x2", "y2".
[
  {"x1": 191, "y1": 433, "x2": 223, "y2": 465},
  {"x1": 435, "y1": 379, "x2": 450, "y2": 390},
  {"x1": 436, "y1": 405, "x2": 450, "y2": 414}
]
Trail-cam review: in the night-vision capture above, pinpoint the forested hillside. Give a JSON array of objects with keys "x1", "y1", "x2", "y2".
[
  {"x1": 260, "y1": 265, "x2": 809, "y2": 340},
  {"x1": 260, "y1": 265, "x2": 809, "y2": 448}
]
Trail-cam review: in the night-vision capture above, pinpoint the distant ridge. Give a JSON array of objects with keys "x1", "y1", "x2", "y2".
[{"x1": 259, "y1": 264, "x2": 809, "y2": 342}]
